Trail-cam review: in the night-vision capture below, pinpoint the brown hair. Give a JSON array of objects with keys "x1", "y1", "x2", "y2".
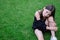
[{"x1": 45, "y1": 5, "x2": 55, "y2": 19}]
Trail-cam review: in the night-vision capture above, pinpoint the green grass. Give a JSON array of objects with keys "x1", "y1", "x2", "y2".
[{"x1": 0, "y1": 0, "x2": 60, "y2": 40}]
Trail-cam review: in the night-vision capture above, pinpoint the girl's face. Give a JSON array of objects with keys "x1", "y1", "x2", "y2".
[{"x1": 43, "y1": 8, "x2": 51, "y2": 17}]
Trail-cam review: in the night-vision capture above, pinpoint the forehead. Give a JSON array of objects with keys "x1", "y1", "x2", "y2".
[{"x1": 44, "y1": 9, "x2": 51, "y2": 13}]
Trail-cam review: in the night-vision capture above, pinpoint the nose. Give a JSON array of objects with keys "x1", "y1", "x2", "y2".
[{"x1": 45, "y1": 13, "x2": 48, "y2": 16}]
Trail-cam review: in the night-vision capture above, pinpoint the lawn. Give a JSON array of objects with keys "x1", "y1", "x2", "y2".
[{"x1": 0, "y1": 0, "x2": 60, "y2": 40}]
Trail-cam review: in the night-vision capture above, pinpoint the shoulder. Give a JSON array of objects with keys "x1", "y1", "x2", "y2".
[
  {"x1": 34, "y1": 10, "x2": 42, "y2": 20},
  {"x1": 35, "y1": 10, "x2": 42, "y2": 16}
]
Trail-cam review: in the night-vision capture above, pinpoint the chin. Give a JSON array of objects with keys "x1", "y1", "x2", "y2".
[{"x1": 46, "y1": 16, "x2": 49, "y2": 18}]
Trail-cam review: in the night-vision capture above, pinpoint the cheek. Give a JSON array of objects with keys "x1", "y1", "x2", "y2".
[
  {"x1": 43, "y1": 11, "x2": 46, "y2": 15},
  {"x1": 43, "y1": 12, "x2": 45, "y2": 16}
]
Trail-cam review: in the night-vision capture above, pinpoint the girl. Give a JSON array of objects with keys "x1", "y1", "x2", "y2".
[{"x1": 32, "y1": 5, "x2": 58, "y2": 40}]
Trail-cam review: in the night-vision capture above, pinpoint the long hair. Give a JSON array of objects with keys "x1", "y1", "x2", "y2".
[{"x1": 45, "y1": 5, "x2": 56, "y2": 20}]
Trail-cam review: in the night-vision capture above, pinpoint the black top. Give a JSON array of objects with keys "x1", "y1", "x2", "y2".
[
  {"x1": 32, "y1": 11, "x2": 47, "y2": 31},
  {"x1": 34, "y1": 11, "x2": 46, "y2": 22}
]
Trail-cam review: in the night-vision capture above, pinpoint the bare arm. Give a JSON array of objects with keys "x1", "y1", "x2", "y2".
[
  {"x1": 35, "y1": 10, "x2": 41, "y2": 20},
  {"x1": 46, "y1": 16, "x2": 58, "y2": 31},
  {"x1": 48, "y1": 16, "x2": 56, "y2": 27}
]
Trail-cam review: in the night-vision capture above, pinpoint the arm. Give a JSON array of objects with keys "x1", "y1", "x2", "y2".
[
  {"x1": 48, "y1": 16, "x2": 56, "y2": 27},
  {"x1": 35, "y1": 10, "x2": 41, "y2": 20},
  {"x1": 47, "y1": 16, "x2": 58, "y2": 31}
]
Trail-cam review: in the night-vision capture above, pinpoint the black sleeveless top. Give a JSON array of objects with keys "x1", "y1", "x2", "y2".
[
  {"x1": 34, "y1": 11, "x2": 46, "y2": 22},
  {"x1": 32, "y1": 11, "x2": 47, "y2": 31}
]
